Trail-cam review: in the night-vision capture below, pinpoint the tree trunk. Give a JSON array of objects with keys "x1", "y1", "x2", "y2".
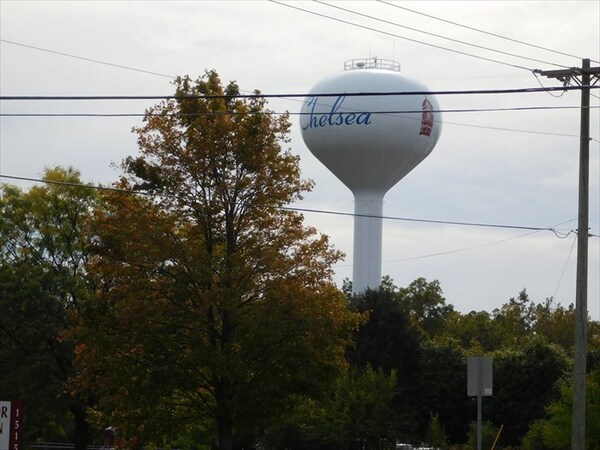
[
  {"x1": 71, "y1": 401, "x2": 89, "y2": 450},
  {"x1": 217, "y1": 415, "x2": 234, "y2": 450},
  {"x1": 214, "y1": 370, "x2": 234, "y2": 450}
]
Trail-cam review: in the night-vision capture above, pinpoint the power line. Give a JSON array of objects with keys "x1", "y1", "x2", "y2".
[
  {"x1": 0, "y1": 39, "x2": 175, "y2": 79},
  {"x1": 533, "y1": 71, "x2": 569, "y2": 98},
  {"x1": 2, "y1": 111, "x2": 593, "y2": 141},
  {"x1": 336, "y1": 219, "x2": 578, "y2": 268},
  {"x1": 0, "y1": 175, "x2": 146, "y2": 196},
  {"x1": 315, "y1": 0, "x2": 570, "y2": 69},
  {"x1": 1, "y1": 105, "x2": 598, "y2": 117},
  {"x1": 0, "y1": 173, "x2": 580, "y2": 235},
  {"x1": 553, "y1": 234, "x2": 578, "y2": 301},
  {"x1": 442, "y1": 118, "x2": 583, "y2": 140},
  {"x1": 376, "y1": 0, "x2": 600, "y2": 65},
  {"x1": 268, "y1": 0, "x2": 534, "y2": 71},
  {"x1": 2, "y1": 104, "x2": 598, "y2": 141},
  {"x1": 1, "y1": 85, "x2": 596, "y2": 101},
  {"x1": 2, "y1": 112, "x2": 596, "y2": 142},
  {"x1": 338, "y1": 229, "x2": 544, "y2": 267},
  {"x1": 2, "y1": 42, "x2": 597, "y2": 146},
  {"x1": 2, "y1": 39, "x2": 596, "y2": 140},
  {"x1": 4, "y1": 37, "x2": 595, "y2": 100},
  {"x1": 3, "y1": 87, "x2": 597, "y2": 115},
  {"x1": 3, "y1": 91, "x2": 598, "y2": 139}
]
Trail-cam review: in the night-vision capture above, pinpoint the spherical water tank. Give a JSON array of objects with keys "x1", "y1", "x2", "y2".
[{"x1": 300, "y1": 59, "x2": 442, "y2": 195}]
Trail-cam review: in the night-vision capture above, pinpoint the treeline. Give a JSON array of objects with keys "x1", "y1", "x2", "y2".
[
  {"x1": 340, "y1": 281, "x2": 600, "y2": 449},
  {"x1": 1, "y1": 71, "x2": 599, "y2": 450}
]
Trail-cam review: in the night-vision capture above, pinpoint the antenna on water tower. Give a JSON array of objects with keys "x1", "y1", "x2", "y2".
[{"x1": 300, "y1": 58, "x2": 442, "y2": 294}]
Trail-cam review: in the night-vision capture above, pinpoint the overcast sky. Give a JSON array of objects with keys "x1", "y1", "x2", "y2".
[{"x1": 1, "y1": 1, "x2": 599, "y2": 319}]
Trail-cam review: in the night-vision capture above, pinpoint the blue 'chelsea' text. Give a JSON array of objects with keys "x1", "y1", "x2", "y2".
[{"x1": 301, "y1": 96, "x2": 372, "y2": 130}]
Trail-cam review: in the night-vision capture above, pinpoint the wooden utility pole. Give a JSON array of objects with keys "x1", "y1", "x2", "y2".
[{"x1": 534, "y1": 59, "x2": 599, "y2": 450}]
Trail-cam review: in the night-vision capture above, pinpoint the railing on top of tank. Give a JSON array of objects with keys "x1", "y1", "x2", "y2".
[{"x1": 344, "y1": 58, "x2": 401, "y2": 71}]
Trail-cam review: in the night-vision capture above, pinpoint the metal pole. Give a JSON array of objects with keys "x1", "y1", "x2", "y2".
[
  {"x1": 572, "y1": 58, "x2": 590, "y2": 450},
  {"x1": 477, "y1": 358, "x2": 483, "y2": 450}
]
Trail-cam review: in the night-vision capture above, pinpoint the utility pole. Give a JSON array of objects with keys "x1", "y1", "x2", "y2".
[{"x1": 534, "y1": 59, "x2": 599, "y2": 450}]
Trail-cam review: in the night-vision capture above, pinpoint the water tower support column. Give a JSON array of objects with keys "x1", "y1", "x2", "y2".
[{"x1": 352, "y1": 191, "x2": 384, "y2": 294}]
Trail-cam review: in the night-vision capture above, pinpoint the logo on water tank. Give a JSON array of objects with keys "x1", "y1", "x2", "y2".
[
  {"x1": 301, "y1": 96, "x2": 372, "y2": 130},
  {"x1": 419, "y1": 98, "x2": 434, "y2": 137}
]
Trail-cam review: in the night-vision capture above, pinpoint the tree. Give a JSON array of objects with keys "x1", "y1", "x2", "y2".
[
  {"x1": 443, "y1": 309, "x2": 502, "y2": 353},
  {"x1": 398, "y1": 277, "x2": 454, "y2": 338},
  {"x1": 418, "y1": 337, "x2": 470, "y2": 443},
  {"x1": 465, "y1": 421, "x2": 498, "y2": 450},
  {"x1": 313, "y1": 366, "x2": 399, "y2": 450},
  {"x1": 527, "y1": 365, "x2": 600, "y2": 449},
  {"x1": 489, "y1": 336, "x2": 569, "y2": 446},
  {"x1": 347, "y1": 285, "x2": 423, "y2": 440},
  {"x1": 492, "y1": 289, "x2": 533, "y2": 346},
  {"x1": 74, "y1": 71, "x2": 360, "y2": 450},
  {"x1": 531, "y1": 298, "x2": 576, "y2": 351},
  {"x1": 425, "y1": 413, "x2": 449, "y2": 449},
  {"x1": 0, "y1": 167, "x2": 99, "y2": 450},
  {"x1": 492, "y1": 290, "x2": 576, "y2": 351},
  {"x1": 262, "y1": 365, "x2": 398, "y2": 450}
]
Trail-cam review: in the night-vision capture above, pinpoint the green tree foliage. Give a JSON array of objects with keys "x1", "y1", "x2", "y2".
[
  {"x1": 530, "y1": 298, "x2": 576, "y2": 351},
  {"x1": 425, "y1": 413, "x2": 449, "y2": 448},
  {"x1": 492, "y1": 289, "x2": 533, "y2": 346},
  {"x1": 526, "y1": 365, "x2": 600, "y2": 449},
  {"x1": 465, "y1": 420, "x2": 498, "y2": 450},
  {"x1": 412, "y1": 288, "x2": 579, "y2": 448},
  {"x1": 489, "y1": 336, "x2": 569, "y2": 446},
  {"x1": 492, "y1": 290, "x2": 576, "y2": 351},
  {"x1": 261, "y1": 366, "x2": 398, "y2": 450},
  {"x1": 348, "y1": 286, "x2": 422, "y2": 375},
  {"x1": 399, "y1": 277, "x2": 454, "y2": 338},
  {"x1": 347, "y1": 285, "x2": 423, "y2": 439},
  {"x1": 521, "y1": 419, "x2": 546, "y2": 450},
  {"x1": 590, "y1": 321, "x2": 600, "y2": 371},
  {"x1": 419, "y1": 337, "x2": 470, "y2": 443},
  {"x1": 444, "y1": 309, "x2": 502, "y2": 353},
  {"x1": 444, "y1": 290, "x2": 576, "y2": 355},
  {"x1": 315, "y1": 366, "x2": 399, "y2": 450},
  {"x1": 0, "y1": 167, "x2": 99, "y2": 450},
  {"x1": 74, "y1": 71, "x2": 360, "y2": 450}
]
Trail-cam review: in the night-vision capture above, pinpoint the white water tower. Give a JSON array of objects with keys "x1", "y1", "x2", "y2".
[{"x1": 300, "y1": 58, "x2": 442, "y2": 294}]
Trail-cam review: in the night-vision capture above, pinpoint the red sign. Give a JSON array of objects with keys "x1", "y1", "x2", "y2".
[{"x1": 0, "y1": 401, "x2": 22, "y2": 450}]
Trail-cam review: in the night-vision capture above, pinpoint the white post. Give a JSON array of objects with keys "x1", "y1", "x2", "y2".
[{"x1": 352, "y1": 191, "x2": 384, "y2": 294}]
